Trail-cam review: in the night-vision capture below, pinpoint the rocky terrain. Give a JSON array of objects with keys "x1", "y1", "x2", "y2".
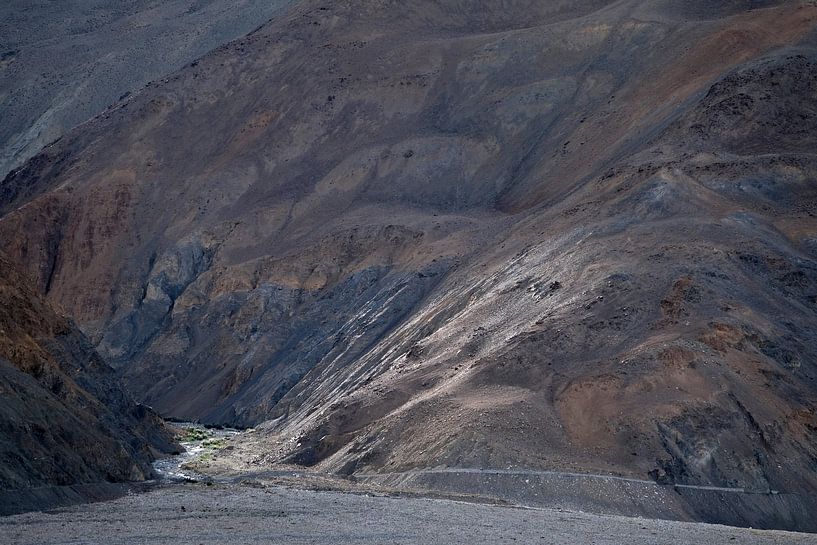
[
  {"x1": 2, "y1": 482, "x2": 816, "y2": 545},
  {"x1": 1, "y1": 0, "x2": 817, "y2": 531},
  {"x1": 0, "y1": 0, "x2": 292, "y2": 178},
  {"x1": 0, "y1": 253, "x2": 177, "y2": 514}
]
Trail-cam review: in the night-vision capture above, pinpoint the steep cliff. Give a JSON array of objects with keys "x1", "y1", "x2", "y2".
[{"x1": 0, "y1": 254, "x2": 176, "y2": 497}]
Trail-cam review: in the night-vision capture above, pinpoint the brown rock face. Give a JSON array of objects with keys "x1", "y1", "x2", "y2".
[
  {"x1": 1, "y1": 0, "x2": 817, "y2": 528},
  {"x1": 0, "y1": 253, "x2": 176, "y2": 493}
]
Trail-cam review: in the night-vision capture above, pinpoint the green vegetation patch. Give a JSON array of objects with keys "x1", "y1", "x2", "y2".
[{"x1": 181, "y1": 427, "x2": 212, "y2": 442}]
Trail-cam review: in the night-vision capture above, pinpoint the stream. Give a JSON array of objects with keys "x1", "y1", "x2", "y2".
[{"x1": 152, "y1": 422, "x2": 240, "y2": 481}]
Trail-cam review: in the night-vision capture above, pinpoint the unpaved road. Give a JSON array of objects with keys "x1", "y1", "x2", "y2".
[
  {"x1": 358, "y1": 467, "x2": 760, "y2": 493},
  {"x1": 1, "y1": 483, "x2": 814, "y2": 545}
]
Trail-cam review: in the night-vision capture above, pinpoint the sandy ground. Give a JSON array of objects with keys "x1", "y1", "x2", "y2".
[{"x1": 1, "y1": 483, "x2": 814, "y2": 545}]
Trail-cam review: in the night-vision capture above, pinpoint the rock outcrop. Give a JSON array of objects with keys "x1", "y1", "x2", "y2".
[{"x1": 0, "y1": 253, "x2": 176, "y2": 502}]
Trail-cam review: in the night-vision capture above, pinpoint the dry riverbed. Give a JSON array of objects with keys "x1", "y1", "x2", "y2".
[
  {"x1": 2, "y1": 481, "x2": 816, "y2": 545},
  {"x1": 5, "y1": 426, "x2": 812, "y2": 544}
]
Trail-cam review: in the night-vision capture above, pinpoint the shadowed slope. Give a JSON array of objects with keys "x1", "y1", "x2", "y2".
[{"x1": 0, "y1": 253, "x2": 177, "y2": 503}]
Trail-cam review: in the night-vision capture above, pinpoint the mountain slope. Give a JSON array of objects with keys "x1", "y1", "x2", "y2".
[
  {"x1": 0, "y1": 0, "x2": 816, "y2": 529},
  {"x1": 0, "y1": 0, "x2": 292, "y2": 179},
  {"x1": 0, "y1": 253, "x2": 176, "y2": 502}
]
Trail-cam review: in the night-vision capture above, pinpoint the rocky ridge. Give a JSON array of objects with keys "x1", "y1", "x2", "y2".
[{"x1": 0, "y1": 253, "x2": 177, "y2": 512}]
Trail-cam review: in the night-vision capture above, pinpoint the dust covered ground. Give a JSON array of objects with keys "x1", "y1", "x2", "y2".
[{"x1": 1, "y1": 482, "x2": 815, "y2": 545}]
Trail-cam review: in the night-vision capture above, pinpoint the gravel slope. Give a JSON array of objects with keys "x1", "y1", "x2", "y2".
[
  {"x1": 0, "y1": 0, "x2": 292, "y2": 178},
  {"x1": 1, "y1": 483, "x2": 814, "y2": 545}
]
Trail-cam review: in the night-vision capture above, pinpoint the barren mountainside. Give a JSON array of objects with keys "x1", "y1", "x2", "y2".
[
  {"x1": 0, "y1": 0, "x2": 292, "y2": 178},
  {"x1": 1, "y1": 0, "x2": 817, "y2": 529},
  {"x1": 0, "y1": 253, "x2": 176, "y2": 499}
]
